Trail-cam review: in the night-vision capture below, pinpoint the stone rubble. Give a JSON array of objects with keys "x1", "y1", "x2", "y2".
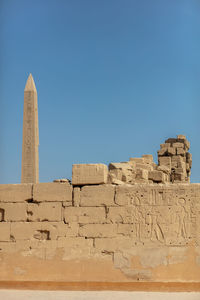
[{"x1": 107, "y1": 135, "x2": 192, "y2": 185}]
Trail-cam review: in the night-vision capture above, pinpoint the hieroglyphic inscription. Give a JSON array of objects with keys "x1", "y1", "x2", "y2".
[
  {"x1": 22, "y1": 93, "x2": 34, "y2": 182},
  {"x1": 21, "y1": 74, "x2": 39, "y2": 183},
  {"x1": 114, "y1": 185, "x2": 200, "y2": 246}
]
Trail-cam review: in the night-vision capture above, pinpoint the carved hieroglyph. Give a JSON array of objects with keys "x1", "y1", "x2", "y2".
[{"x1": 21, "y1": 74, "x2": 39, "y2": 183}]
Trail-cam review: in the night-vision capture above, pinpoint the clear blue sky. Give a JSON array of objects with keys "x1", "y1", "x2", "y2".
[{"x1": 0, "y1": 0, "x2": 200, "y2": 184}]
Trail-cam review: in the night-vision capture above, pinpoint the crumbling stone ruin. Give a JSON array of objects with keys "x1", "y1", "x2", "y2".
[
  {"x1": 158, "y1": 135, "x2": 192, "y2": 183},
  {"x1": 0, "y1": 135, "x2": 200, "y2": 287},
  {"x1": 107, "y1": 135, "x2": 192, "y2": 185}
]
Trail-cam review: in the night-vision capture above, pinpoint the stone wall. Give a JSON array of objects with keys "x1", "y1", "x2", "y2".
[{"x1": 0, "y1": 181, "x2": 200, "y2": 284}]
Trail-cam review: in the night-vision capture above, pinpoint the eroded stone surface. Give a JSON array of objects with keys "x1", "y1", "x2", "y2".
[
  {"x1": 72, "y1": 164, "x2": 108, "y2": 185},
  {"x1": 33, "y1": 182, "x2": 72, "y2": 203}
]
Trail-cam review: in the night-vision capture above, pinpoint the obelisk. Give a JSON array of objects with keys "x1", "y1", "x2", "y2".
[{"x1": 21, "y1": 74, "x2": 39, "y2": 183}]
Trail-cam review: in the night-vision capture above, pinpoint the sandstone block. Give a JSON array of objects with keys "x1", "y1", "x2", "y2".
[
  {"x1": 33, "y1": 182, "x2": 72, "y2": 203},
  {"x1": 0, "y1": 203, "x2": 27, "y2": 221},
  {"x1": 10, "y1": 222, "x2": 39, "y2": 240},
  {"x1": 129, "y1": 157, "x2": 144, "y2": 164},
  {"x1": 148, "y1": 170, "x2": 165, "y2": 182},
  {"x1": 73, "y1": 187, "x2": 81, "y2": 207},
  {"x1": 171, "y1": 156, "x2": 184, "y2": 168},
  {"x1": 157, "y1": 165, "x2": 170, "y2": 176},
  {"x1": 160, "y1": 143, "x2": 170, "y2": 149},
  {"x1": 95, "y1": 237, "x2": 133, "y2": 251},
  {"x1": 167, "y1": 147, "x2": 176, "y2": 156},
  {"x1": 177, "y1": 148, "x2": 186, "y2": 156},
  {"x1": 158, "y1": 156, "x2": 171, "y2": 169},
  {"x1": 50, "y1": 222, "x2": 79, "y2": 237},
  {"x1": 115, "y1": 186, "x2": 133, "y2": 206},
  {"x1": 10, "y1": 222, "x2": 58, "y2": 240},
  {"x1": 0, "y1": 184, "x2": 32, "y2": 203},
  {"x1": 27, "y1": 202, "x2": 62, "y2": 221},
  {"x1": 186, "y1": 152, "x2": 192, "y2": 162},
  {"x1": 0, "y1": 241, "x2": 16, "y2": 253},
  {"x1": 57, "y1": 236, "x2": 93, "y2": 248},
  {"x1": 135, "y1": 163, "x2": 153, "y2": 171},
  {"x1": 174, "y1": 173, "x2": 186, "y2": 181},
  {"x1": 173, "y1": 142, "x2": 184, "y2": 148},
  {"x1": 177, "y1": 135, "x2": 186, "y2": 140},
  {"x1": 175, "y1": 167, "x2": 186, "y2": 175},
  {"x1": 142, "y1": 154, "x2": 153, "y2": 164},
  {"x1": 136, "y1": 168, "x2": 148, "y2": 180},
  {"x1": 64, "y1": 207, "x2": 106, "y2": 224},
  {"x1": 79, "y1": 224, "x2": 117, "y2": 238},
  {"x1": 80, "y1": 185, "x2": 115, "y2": 206},
  {"x1": 157, "y1": 148, "x2": 167, "y2": 156},
  {"x1": 165, "y1": 138, "x2": 178, "y2": 144},
  {"x1": 108, "y1": 207, "x2": 135, "y2": 223},
  {"x1": 109, "y1": 162, "x2": 133, "y2": 183},
  {"x1": 117, "y1": 224, "x2": 136, "y2": 237},
  {"x1": 0, "y1": 222, "x2": 10, "y2": 241},
  {"x1": 72, "y1": 164, "x2": 108, "y2": 185}
]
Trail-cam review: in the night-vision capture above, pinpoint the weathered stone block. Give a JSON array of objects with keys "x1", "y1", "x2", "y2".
[
  {"x1": 115, "y1": 186, "x2": 133, "y2": 206},
  {"x1": 10, "y1": 222, "x2": 59, "y2": 240},
  {"x1": 173, "y1": 142, "x2": 184, "y2": 148},
  {"x1": 73, "y1": 187, "x2": 81, "y2": 207},
  {"x1": 175, "y1": 167, "x2": 186, "y2": 175},
  {"x1": 57, "y1": 236, "x2": 93, "y2": 248},
  {"x1": 0, "y1": 203, "x2": 27, "y2": 221},
  {"x1": 27, "y1": 202, "x2": 62, "y2": 221},
  {"x1": 160, "y1": 143, "x2": 170, "y2": 149},
  {"x1": 165, "y1": 138, "x2": 177, "y2": 144},
  {"x1": 80, "y1": 185, "x2": 115, "y2": 206},
  {"x1": 174, "y1": 173, "x2": 186, "y2": 181},
  {"x1": 177, "y1": 148, "x2": 186, "y2": 156},
  {"x1": 142, "y1": 154, "x2": 153, "y2": 164},
  {"x1": 79, "y1": 224, "x2": 117, "y2": 238},
  {"x1": 10, "y1": 222, "x2": 39, "y2": 240},
  {"x1": 0, "y1": 223, "x2": 10, "y2": 241},
  {"x1": 171, "y1": 155, "x2": 184, "y2": 168},
  {"x1": 157, "y1": 165, "x2": 171, "y2": 176},
  {"x1": 129, "y1": 157, "x2": 144, "y2": 164},
  {"x1": 135, "y1": 163, "x2": 153, "y2": 171},
  {"x1": 167, "y1": 147, "x2": 176, "y2": 156},
  {"x1": 50, "y1": 221, "x2": 79, "y2": 237},
  {"x1": 157, "y1": 148, "x2": 167, "y2": 156},
  {"x1": 158, "y1": 156, "x2": 171, "y2": 169},
  {"x1": 136, "y1": 168, "x2": 148, "y2": 180},
  {"x1": 0, "y1": 241, "x2": 16, "y2": 253},
  {"x1": 109, "y1": 162, "x2": 133, "y2": 183},
  {"x1": 177, "y1": 134, "x2": 186, "y2": 140},
  {"x1": 108, "y1": 207, "x2": 135, "y2": 223},
  {"x1": 0, "y1": 184, "x2": 32, "y2": 203},
  {"x1": 72, "y1": 164, "x2": 108, "y2": 185},
  {"x1": 117, "y1": 224, "x2": 136, "y2": 237},
  {"x1": 95, "y1": 237, "x2": 133, "y2": 251},
  {"x1": 64, "y1": 207, "x2": 106, "y2": 224},
  {"x1": 148, "y1": 170, "x2": 165, "y2": 182},
  {"x1": 33, "y1": 182, "x2": 72, "y2": 202}
]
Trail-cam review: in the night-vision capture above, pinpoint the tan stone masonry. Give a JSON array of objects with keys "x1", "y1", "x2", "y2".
[{"x1": 0, "y1": 181, "x2": 200, "y2": 283}]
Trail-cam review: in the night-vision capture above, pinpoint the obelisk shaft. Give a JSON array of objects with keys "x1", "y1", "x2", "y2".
[{"x1": 21, "y1": 74, "x2": 39, "y2": 183}]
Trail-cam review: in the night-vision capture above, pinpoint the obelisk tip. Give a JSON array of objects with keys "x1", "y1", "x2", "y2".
[{"x1": 24, "y1": 73, "x2": 37, "y2": 92}]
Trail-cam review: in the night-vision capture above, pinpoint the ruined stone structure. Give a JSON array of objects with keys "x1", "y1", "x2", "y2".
[
  {"x1": 0, "y1": 135, "x2": 200, "y2": 289},
  {"x1": 21, "y1": 74, "x2": 39, "y2": 184},
  {"x1": 107, "y1": 135, "x2": 192, "y2": 185}
]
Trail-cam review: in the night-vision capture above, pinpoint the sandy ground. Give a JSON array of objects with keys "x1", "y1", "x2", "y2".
[{"x1": 0, "y1": 290, "x2": 199, "y2": 300}]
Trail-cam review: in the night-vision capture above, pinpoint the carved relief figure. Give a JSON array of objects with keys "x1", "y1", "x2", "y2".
[
  {"x1": 176, "y1": 198, "x2": 190, "y2": 239},
  {"x1": 149, "y1": 209, "x2": 165, "y2": 243}
]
